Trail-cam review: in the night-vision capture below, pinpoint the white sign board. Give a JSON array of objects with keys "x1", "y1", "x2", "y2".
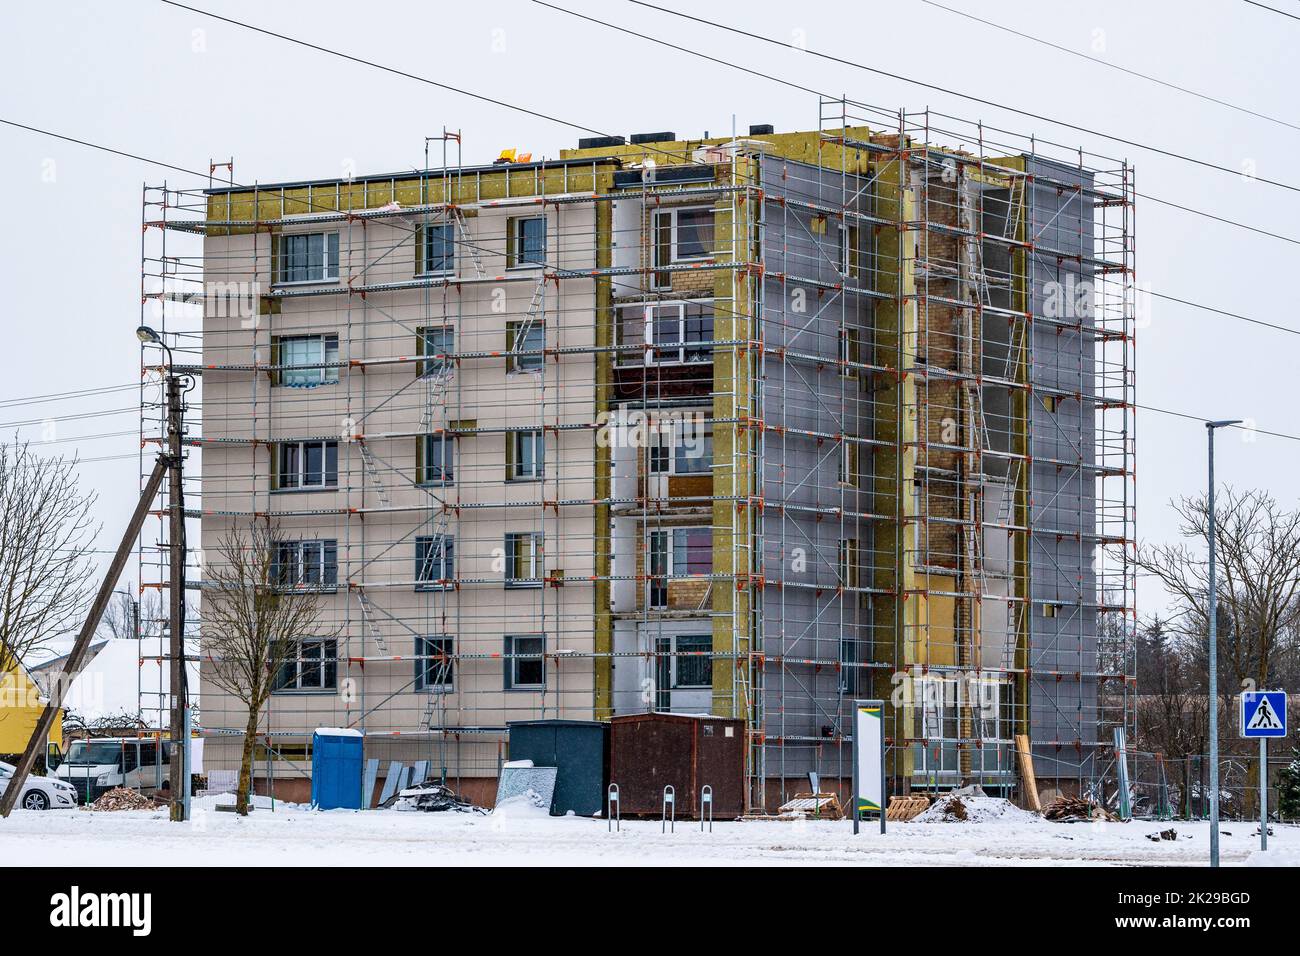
[{"x1": 853, "y1": 700, "x2": 884, "y2": 819}]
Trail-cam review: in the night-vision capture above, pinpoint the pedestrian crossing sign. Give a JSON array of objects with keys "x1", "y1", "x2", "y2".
[{"x1": 1241, "y1": 691, "x2": 1287, "y2": 738}]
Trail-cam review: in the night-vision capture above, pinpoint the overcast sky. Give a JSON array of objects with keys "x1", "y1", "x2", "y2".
[{"x1": 1, "y1": 0, "x2": 1296, "y2": 617}]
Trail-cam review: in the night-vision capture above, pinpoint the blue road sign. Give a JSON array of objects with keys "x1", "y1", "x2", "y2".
[{"x1": 1241, "y1": 691, "x2": 1287, "y2": 738}]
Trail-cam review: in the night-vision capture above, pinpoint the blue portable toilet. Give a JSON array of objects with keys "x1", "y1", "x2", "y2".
[{"x1": 311, "y1": 728, "x2": 364, "y2": 810}]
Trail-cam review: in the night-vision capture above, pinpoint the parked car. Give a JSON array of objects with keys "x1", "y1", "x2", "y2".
[
  {"x1": 0, "y1": 760, "x2": 79, "y2": 810},
  {"x1": 53, "y1": 737, "x2": 172, "y2": 804}
]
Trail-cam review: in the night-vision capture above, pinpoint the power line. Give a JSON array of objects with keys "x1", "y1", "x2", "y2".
[
  {"x1": 2, "y1": 5, "x2": 1293, "y2": 448},
  {"x1": 619, "y1": 0, "x2": 1300, "y2": 194},
  {"x1": 531, "y1": 1, "x2": 1300, "y2": 250},
  {"x1": 1136, "y1": 404, "x2": 1299, "y2": 442},
  {"x1": 0, "y1": 382, "x2": 140, "y2": 410},
  {"x1": 1242, "y1": 0, "x2": 1300, "y2": 21},
  {"x1": 1, "y1": 55, "x2": 1291, "y2": 348},
  {"x1": 0, "y1": 407, "x2": 138, "y2": 430},
  {"x1": 920, "y1": 0, "x2": 1300, "y2": 132}
]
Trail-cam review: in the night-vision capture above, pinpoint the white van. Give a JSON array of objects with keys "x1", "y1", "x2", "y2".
[{"x1": 53, "y1": 737, "x2": 172, "y2": 804}]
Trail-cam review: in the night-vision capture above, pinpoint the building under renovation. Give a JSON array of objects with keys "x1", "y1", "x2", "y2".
[{"x1": 137, "y1": 98, "x2": 1135, "y2": 809}]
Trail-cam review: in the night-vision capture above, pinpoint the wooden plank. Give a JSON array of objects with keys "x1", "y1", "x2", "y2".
[{"x1": 1015, "y1": 734, "x2": 1042, "y2": 812}]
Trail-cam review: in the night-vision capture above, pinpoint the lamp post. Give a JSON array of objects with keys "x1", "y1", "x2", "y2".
[
  {"x1": 137, "y1": 325, "x2": 191, "y2": 823},
  {"x1": 1205, "y1": 419, "x2": 1241, "y2": 868}
]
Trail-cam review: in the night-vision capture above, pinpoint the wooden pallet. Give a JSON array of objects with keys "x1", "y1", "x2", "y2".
[
  {"x1": 886, "y1": 795, "x2": 932, "y2": 821},
  {"x1": 776, "y1": 792, "x2": 843, "y2": 820}
]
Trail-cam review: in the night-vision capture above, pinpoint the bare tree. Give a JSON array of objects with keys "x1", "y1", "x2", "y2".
[
  {"x1": 98, "y1": 589, "x2": 169, "y2": 642},
  {"x1": 1137, "y1": 488, "x2": 1300, "y2": 699},
  {"x1": 200, "y1": 521, "x2": 333, "y2": 815},
  {"x1": 0, "y1": 439, "x2": 98, "y2": 674}
]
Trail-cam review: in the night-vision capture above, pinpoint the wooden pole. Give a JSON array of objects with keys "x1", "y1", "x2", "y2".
[{"x1": 0, "y1": 456, "x2": 170, "y2": 818}]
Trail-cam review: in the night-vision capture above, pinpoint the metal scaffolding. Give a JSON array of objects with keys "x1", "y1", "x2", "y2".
[{"x1": 136, "y1": 96, "x2": 1135, "y2": 810}]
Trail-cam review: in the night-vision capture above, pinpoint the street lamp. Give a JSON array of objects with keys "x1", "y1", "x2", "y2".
[
  {"x1": 139, "y1": 324, "x2": 191, "y2": 823},
  {"x1": 1205, "y1": 419, "x2": 1241, "y2": 868}
]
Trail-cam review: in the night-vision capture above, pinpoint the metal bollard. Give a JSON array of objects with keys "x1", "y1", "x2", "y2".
[
  {"x1": 700, "y1": 785, "x2": 713, "y2": 832},
  {"x1": 662, "y1": 785, "x2": 675, "y2": 833},
  {"x1": 607, "y1": 783, "x2": 620, "y2": 832}
]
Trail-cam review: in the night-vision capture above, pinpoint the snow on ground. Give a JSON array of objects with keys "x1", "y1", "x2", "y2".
[{"x1": 3, "y1": 798, "x2": 1298, "y2": 866}]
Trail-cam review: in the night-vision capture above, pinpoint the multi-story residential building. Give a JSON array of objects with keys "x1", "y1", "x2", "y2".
[{"x1": 147, "y1": 105, "x2": 1134, "y2": 808}]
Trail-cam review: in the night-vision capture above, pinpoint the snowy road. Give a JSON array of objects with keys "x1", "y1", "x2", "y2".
[{"x1": 3, "y1": 798, "x2": 1296, "y2": 866}]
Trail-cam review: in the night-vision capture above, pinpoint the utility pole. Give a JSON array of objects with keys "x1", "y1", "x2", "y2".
[
  {"x1": 1205, "y1": 419, "x2": 1241, "y2": 868},
  {"x1": 166, "y1": 371, "x2": 188, "y2": 822}
]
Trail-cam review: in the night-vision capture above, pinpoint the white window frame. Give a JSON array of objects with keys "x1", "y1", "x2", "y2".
[
  {"x1": 274, "y1": 540, "x2": 337, "y2": 589},
  {"x1": 274, "y1": 637, "x2": 338, "y2": 693},
  {"x1": 643, "y1": 302, "x2": 713, "y2": 367},
  {"x1": 509, "y1": 430, "x2": 544, "y2": 481},
  {"x1": 653, "y1": 205, "x2": 714, "y2": 265},
  {"x1": 276, "y1": 440, "x2": 338, "y2": 491},
  {"x1": 278, "y1": 231, "x2": 340, "y2": 285},
  {"x1": 277, "y1": 334, "x2": 339, "y2": 387},
  {"x1": 647, "y1": 419, "x2": 712, "y2": 476},
  {"x1": 504, "y1": 531, "x2": 544, "y2": 589}
]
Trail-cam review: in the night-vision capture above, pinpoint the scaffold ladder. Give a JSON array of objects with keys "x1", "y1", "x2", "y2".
[
  {"x1": 450, "y1": 209, "x2": 485, "y2": 278},
  {"x1": 355, "y1": 589, "x2": 389, "y2": 655},
  {"x1": 357, "y1": 441, "x2": 390, "y2": 508}
]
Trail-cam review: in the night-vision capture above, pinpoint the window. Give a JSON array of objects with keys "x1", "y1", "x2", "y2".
[
  {"x1": 653, "y1": 206, "x2": 715, "y2": 285},
  {"x1": 646, "y1": 302, "x2": 714, "y2": 365},
  {"x1": 415, "y1": 635, "x2": 454, "y2": 692},
  {"x1": 507, "y1": 320, "x2": 544, "y2": 373},
  {"x1": 913, "y1": 676, "x2": 960, "y2": 778},
  {"x1": 836, "y1": 222, "x2": 861, "y2": 278},
  {"x1": 274, "y1": 638, "x2": 338, "y2": 692},
  {"x1": 504, "y1": 634, "x2": 545, "y2": 689},
  {"x1": 274, "y1": 540, "x2": 338, "y2": 589},
  {"x1": 276, "y1": 334, "x2": 339, "y2": 387},
  {"x1": 838, "y1": 441, "x2": 859, "y2": 486},
  {"x1": 276, "y1": 440, "x2": 338, "y2": 490},
  {"x1": 508, "y1": 217, "x2": 546, "y2": 268},
  {"x1": 507, "y1": 430, "x2": 544, "y2": 480},
  {"x1": 418, "y1": 434, "x2": 454, "y2": 486},
  {"x1": 415, "y1": 534, "x2": 455, "y2": 590},
  {"x1": 673, "y1": 527, "x2": 713, "y2": 576},
  {"x1": 672, "y1": 425, "x2": 712, "y2": 475},
  {"x1": 648, "y1": 527, "x2": 712, "y2": 609},
  {"x1": 648, "y1": 530, "x2": 669, "y2": 609},
  {"x1": 839, "y1": 633, "x2": 859, "y2": 695},
  {"x1": 418, "y1": 326, "x2": 454, "y2": 378},
  {"x1": 420, "y1": 223, "x2": 455, "y2": 276},
  {"x1": 505, "y1": 532, "x2": 543, "y2": 588},
  {"x1": 839, "y1": 538, "x2": 860, "y2": 589},
  {"x1": 673, "y1": 634, "x2": 712, "y2": 689},
  {"x1": 279, "y1": 232, "x2": 340, "y2": 284}
]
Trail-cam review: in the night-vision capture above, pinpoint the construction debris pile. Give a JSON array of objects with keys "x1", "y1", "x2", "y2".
[
  {"x1": 1042, "y1": 796, "x2": 1119, "y2": 823},
  {"x1": 85, "y1": 787, "x2": 159, "y2": 812},
  {"x1": 913, "y1": 790, "x2": 1040, "y2": 825},
  {"x1": 387, "y1": 782, "x2": 484, "y2": 813}
]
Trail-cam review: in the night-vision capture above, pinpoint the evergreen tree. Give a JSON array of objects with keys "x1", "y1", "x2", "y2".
[{"x1": 1277, "y1": 742, "x2": 1300, "y2": 820}]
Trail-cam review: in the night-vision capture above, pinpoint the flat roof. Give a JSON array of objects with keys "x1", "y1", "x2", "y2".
[{"x1": 203, "y1": 155, "x2": 625, "y2": 196}]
